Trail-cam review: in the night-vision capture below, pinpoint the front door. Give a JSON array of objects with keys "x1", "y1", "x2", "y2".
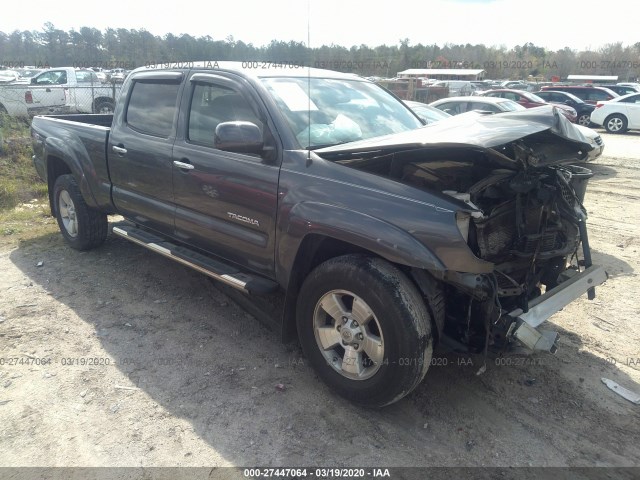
[{"x1": 171, "y1": 73, "x2": 280, "y2": 276}]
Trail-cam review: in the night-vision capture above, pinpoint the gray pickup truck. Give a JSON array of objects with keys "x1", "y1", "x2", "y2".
[{"x1": 31, "y1": 62, "x2": 607, "y2": 406}]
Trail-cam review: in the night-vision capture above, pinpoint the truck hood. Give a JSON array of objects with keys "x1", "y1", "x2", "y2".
[{"x1": 315, "y1": 105, "x2": 592, "y2": 167}]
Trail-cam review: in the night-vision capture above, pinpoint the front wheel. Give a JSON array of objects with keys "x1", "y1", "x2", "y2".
[
  {"x1": 296, "y1": 255, "x2": 433, "y2": 407},
  {"x1": 53, "y1": 175, "x2": 108, "y2": 250},
  {"x1": 604, "y1": 114, "x2": 628, "y2": 133}
]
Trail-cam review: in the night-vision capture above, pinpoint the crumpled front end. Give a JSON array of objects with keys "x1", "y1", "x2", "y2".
[{"x1": 317, "y1": 107, "x2": 607, "y2": 353}]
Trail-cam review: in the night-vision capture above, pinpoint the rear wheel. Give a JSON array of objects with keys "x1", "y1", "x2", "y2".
[
  {"x1": 604, "y1": 114, "x2": 628, "y2": 133},
  {"x1": 577, "y1": 113, "x2": 591, "y2": 126},
  {"x1": 296, "y1": 254, "x2": 433, "y2": 407},
  {"x1": 94, "y1": 100, "x2": 115, "y2": 114},
  {"x1": 53, "y1": 175, "x2": 108, "y2": 250}
]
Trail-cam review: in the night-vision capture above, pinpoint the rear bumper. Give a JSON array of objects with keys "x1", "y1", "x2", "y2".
[{"x1": 508, "y1": 265, "x2": 608, "y2": 352}]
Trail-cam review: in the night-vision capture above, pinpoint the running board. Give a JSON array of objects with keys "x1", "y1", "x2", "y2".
[{"x1": 112, "y1": 225, "x2": 279, "y2": 295}]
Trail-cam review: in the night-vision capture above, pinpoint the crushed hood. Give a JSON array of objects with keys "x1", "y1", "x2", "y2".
[{"x1": 315, "y1": 105, "x2": 593, "y2": 167}]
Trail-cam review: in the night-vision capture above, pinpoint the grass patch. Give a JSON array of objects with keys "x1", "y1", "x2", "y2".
[
  {"x1": 0, "y1": 114, "x2": 57, "y2": 247},
  {"x1": 0, "y1": 114, "x2": 49, "y2": 209}
]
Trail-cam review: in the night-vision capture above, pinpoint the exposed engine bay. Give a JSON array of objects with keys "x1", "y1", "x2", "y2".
[{"x1": 321, "y1": 122, "x2": 597, "y2": 353}]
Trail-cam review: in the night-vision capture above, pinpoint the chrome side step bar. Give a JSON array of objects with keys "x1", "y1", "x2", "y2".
[{"x1": 112, "y1": 225, "x2": 278, "y2": 295}]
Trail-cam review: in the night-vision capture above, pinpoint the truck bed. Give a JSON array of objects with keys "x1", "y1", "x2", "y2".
[{"x1": 31, "y1": 113, "x2": 113, "y2": 211}]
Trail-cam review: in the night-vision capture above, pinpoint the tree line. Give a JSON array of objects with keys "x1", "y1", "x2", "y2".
[{"x1": 1, "y1": 23, "x2": 639, "y2": 81}]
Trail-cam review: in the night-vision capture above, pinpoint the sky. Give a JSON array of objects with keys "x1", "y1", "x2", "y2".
[{"x1": 0, "y1": 0, "x2": 637, "y2": 52}]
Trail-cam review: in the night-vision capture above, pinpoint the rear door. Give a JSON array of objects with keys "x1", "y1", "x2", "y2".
[
  {"x1": 108, "y1": 72, "x2": 184, "y2": 234},
  {"x1": 171, "y1": 72, "x2": 280, "y2": 276}
]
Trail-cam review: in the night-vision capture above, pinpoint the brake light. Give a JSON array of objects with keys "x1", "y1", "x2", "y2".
[
  {"x1": 594, "y1": 102, "x2": 604, "y2": 109},
  {"x1": 25, "y1": 91, "x2": 33, "y2": 104}
]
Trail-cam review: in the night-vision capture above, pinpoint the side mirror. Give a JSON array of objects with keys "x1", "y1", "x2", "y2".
[
  {"x1": 214, "y1": 121, "x2": 263, "y2": 154},
  {"x1": 31, "y1": 77, "x2": 37, "y2": 84}
]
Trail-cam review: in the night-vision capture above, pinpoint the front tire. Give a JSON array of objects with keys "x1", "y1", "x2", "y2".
[
  {"x1": 604, "y1": 114, "x2": 628, "y2": 133},
  {"x1": 53, "y1": 175, "x2": 108, "y2": 250},
  {"x1": 296, "y1": 255, "x2": 433, "y2": 407}
]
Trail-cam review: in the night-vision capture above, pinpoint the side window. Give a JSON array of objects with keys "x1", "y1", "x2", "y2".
[
  {"x1": 188, "y1": 83, "x2": 263, "y2": 147},
  {"x1": 470, "y1": 102, "x2": 499, "y2": 112},
  {"x1": 621, "y1": 94, "x2": 640, "y2": 103},
  {"x1": 34, "y1": 70, "x2": 67, "y2": 85},
  {"x1": 126, "y1": 81, "x2": 180, "y2": 137},
  {"x1": 569, "y1": 90, "x2": 587, "y2": 100},
  {"x1": 587, "y1": 90, "x2": 610, "y2": 101},
  {"x1": 437, "y1": 102, "x2": 464, "y2": 115}
]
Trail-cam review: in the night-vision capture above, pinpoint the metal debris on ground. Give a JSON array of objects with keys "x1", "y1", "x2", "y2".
[{"x1": 601, "y1": 378, "x2": 640, "y2": 405}]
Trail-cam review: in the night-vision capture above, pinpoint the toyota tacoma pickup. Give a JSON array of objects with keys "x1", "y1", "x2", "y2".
[{"x1": 31, "y1": 62, "x2": 607, "y2": 407}]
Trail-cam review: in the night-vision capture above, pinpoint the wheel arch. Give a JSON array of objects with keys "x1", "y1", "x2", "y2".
[
  {"x1": 45, "y1": 155, "x2": 73, "y2": 216},
  {"x1": 43, "y1": 138, "x2": 101, "y2": 212},
  {"x1": 604, "y1": 112, "x2": 628, "y2": 130},
  {"x1": 280, "y1": 232, "x2": 445, "y2": 345}
]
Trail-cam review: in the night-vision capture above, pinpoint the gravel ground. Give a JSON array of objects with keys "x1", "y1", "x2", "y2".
[{"x1": 0, "y1": 130, "x2": 638, "y2": 471}]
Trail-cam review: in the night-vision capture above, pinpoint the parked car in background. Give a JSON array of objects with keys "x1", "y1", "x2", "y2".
[
  {"x1": 500, "y1": 80, "x2": 525, "y2": 88},
  {"x1": 0, "y1": 69, "x2": 20, "y2": 84},
  {"x1": 574, "y1": 124, "x2": 604, "y2": 162},
  {"x1": 431, "y1": 96, "x2": 602, "y2": 162},
  {"x1": 597, "y1": 84, "x2": 640, "y2": 96},
  {"x1": 89, "y1": 67, "x2": 109, "y2": 83},
  {"x1": 430, "y1": 95, "x2": 525, "y2": 115},
  {"x1": 590, "y1": 92, "x2": 640, "y2": 133},
  {"x1": 541, "y1": 85, "x2": 618, "y2": 105},
  {"x1": 535, "y1": 90, "x2": 595, "y2": 126},
  {"x1": 13, "y1": 68, "x2": 44, "y2": 84},
  {"x1": 433, "y1": 80, "x2": 475, "y2": 96},
  {"x1": 617, "y1": 82, "x2": 640, "y2": 90},
  {"x1": 403, "y1": 100, "x2": 452, "y2": 124},
  {"x1": 0, "y1": 67, "x2": 117, "y2": 116},
  {"x1": 480, "y1": 89, "x2": 577, "y2": 123},
  {"x1": 470, "y1": 80, "x2": 493, "y2": 91},
  {"x1": 108, "y1": 68, "x2": 128, "y2": 83}
]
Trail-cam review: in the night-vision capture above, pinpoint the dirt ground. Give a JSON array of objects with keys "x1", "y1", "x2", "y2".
[{"x1": 0, "y1": 130, "x2": 639, "y2": 470}]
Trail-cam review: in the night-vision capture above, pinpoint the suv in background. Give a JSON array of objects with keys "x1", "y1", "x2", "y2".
[
  {"x1": 541, "y1": 85, "x2": 618, "y2": 105},
  {"x1": 535, "y1": 90, "x2": 595, "y2": 126},
  {"x1": 597, "y1": 84, "x2": 640, "y2": 96}
]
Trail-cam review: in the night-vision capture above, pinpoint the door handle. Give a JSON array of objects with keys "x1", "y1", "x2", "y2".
[
  {"x1": 46, "y1": 88, "x2": 51, "y2": 92},
  {"x1": 173, "y1": 160, "x2": 194, "y2": 170},
  {"x1": 112, "y1": 145, "x2": 127, "y2": 155}
]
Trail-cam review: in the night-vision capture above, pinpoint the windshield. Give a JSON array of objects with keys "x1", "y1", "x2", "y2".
[{"x1": 261, "y1": 77, "x2": 422, "y2": 149}]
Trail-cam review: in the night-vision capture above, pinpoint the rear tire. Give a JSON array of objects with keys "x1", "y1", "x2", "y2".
[
  {"x1": 296, "y1": 254, "x2": 433, "y2": 407},
  {"x1": 577, "y1": 113, "x2": 591, "y2": 126},
  {"x1": 604, "y1": 114, "x2": 628, "y2": 133},
  {"x1": 94, "y1": 100, "x2": 115, "y2": 114},
  {"x1": 53, "y1": 174, "x2": 108, "y2": 250}
]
